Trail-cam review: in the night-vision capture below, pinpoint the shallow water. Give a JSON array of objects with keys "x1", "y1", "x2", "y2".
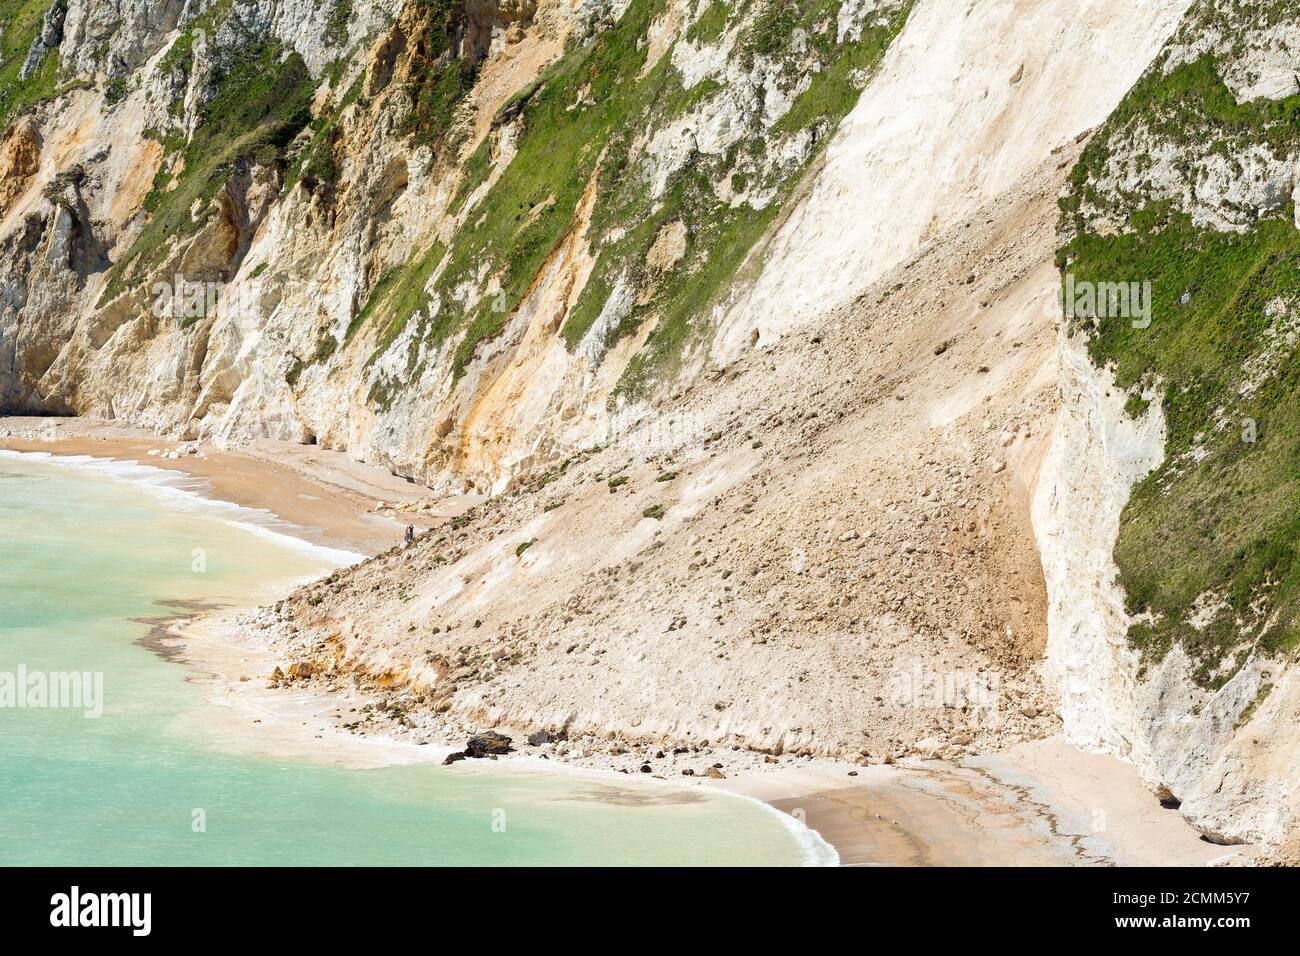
[{"x1": 0, "y1": 451, "x2": 821, "y2": 866}]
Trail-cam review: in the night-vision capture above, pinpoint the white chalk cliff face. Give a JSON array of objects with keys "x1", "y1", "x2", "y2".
[
  {"x1": 1031, "y1": 332, "x2": 1166, "y2": 761},
  {"x1": 4, "y1": 0, "x2": 1300, "y2": 852},
  {"x1": 2, "y1": 0, "x2": 920, "y2": 491},
  {"x1": 0, "y1": 0, "x2": 1196, "y2": 487},
  {"x1": 712, "y1": 0, "x2": 1194, "y2": 360},
  {"x1": 1034, "y1": 335, "x2": 1300, "y2": 846}
]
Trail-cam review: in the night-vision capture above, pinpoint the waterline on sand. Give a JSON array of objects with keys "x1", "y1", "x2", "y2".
[{"x1": 0, "y1": 449, "x2": 365, "y2": 568}]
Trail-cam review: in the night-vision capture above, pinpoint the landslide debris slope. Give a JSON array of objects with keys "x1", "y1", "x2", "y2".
[
  {"x1": 254, "y1": 158, "x2": 1068, "y2": 768},
  {"x1": 245, "y1": 0, "x2": 1214, "y2": 795},
  {"x1": 7, "y1": 0, "x2": 1298, "y2": 855}
]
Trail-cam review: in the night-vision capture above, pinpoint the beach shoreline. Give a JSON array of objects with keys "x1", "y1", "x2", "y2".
[
  {"x1": 168, "y1": 595, "x2": 1259, "y2": 868},
  {"x1": 0, "y1": 419, "x2": 1255, "y2": 867},
  {"x1": 0, "y1": 416, "x2": 468, "y2": 556},
  {"x1": 176, "y1": 599, "x2": 1255, "y2": 866}
]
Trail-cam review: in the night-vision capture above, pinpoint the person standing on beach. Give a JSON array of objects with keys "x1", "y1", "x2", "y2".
[{"x1": 404, "y1": 525, "x2": 414, "y2": 545}]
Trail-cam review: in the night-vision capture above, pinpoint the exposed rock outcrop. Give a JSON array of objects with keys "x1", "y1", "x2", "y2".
[{"x1": 19, "y1": 0, "x2": 66, "y2": 82}]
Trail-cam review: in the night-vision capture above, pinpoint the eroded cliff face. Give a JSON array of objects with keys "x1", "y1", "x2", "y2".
[
  {"x1": 131, "y1": 0, "x2": 1273, "y2": 830},
  {"x1": 713, "y1": 0, "x2": 1195, "y2": 359},
  {"x1": 1036, "y1": 332, "x2": 1299, "y2": 848},
  {"x1": 1032, "y1": 333, "x2": 1166, "y2": 761},
  {"x1": 0, "y1": 0, "x2": 916, "y2": 492}
]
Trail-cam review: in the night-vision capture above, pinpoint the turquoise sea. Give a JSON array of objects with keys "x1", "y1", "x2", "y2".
[{"x1": 0, "y1": 451, "x2": 825, "y2": 866}]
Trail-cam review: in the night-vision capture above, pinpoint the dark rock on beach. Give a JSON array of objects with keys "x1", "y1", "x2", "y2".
[{"x1": 465, "y1": 731, "x2": 512, "y2": 757}]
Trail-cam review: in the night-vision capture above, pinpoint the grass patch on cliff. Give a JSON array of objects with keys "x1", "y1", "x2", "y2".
[
  {"x1": 362, "y1": 0, "x2": 667, "y2": 403},
  {"x1": 286, "y1": 331, "x2": 340, "y2": 386},
  {"x1": 287, "y1": 67, "x2": 367, "y2": 191},
  {"x1": 357, "y1": 239, "x2": 446, "y2": 356},
  {"x1": 326, "y1": 0, "x2": 353, "y2": 47},
  {"x1": 611, "y1": 167, "x2": 786, "y2": 395},
  {"x1": 158, "y1": 0, "x2": 235, "y2": 81},
  {"x1": 584, "y1": 0, "x2": 911, "y2": 397},
  {"x1": 399, "y1": 0, "x2": 475, "y2": 153},
  {"x1": 769, "y1": 4, "x2": 904, "y2": 138},
  {"x1": 0, "y1": 0, "x2": 65, "y2": 131},
  {"x1": 1061, "y1": 54, "x2": 1300, "y2": 231},
  {"x1": 1060, "y1": 52, "x2": 1300, "y2": 686},
  {"x1": 686, "y1": 0, "x2": 730, "y2": 43},
  {"x1": 1064, "y1": 214, "x2": 1300, "y2": 685},
  {"x1": 360, "y1": 0, "x2": 911, "y2": 409},
  {"x1": 104, "y1": 41, "x2": 315, "y2": 301}
]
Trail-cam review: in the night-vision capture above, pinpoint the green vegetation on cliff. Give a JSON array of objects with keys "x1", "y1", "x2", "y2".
[
  {"x1": 399, "y1": 0, "x2": 474, "y2": 151},
  {"x1": 105, "y1": 36, "x2": 315, "y2": 302},
  {"x1": 359, "y1": 0, "x2": 912, "y2": 409},
  {"x1": 0, "y1": 0, "x2": 66, "y2": 131},
  {"x1": 1060, "y1": 44, "x2": 1300, "y2": 686}
]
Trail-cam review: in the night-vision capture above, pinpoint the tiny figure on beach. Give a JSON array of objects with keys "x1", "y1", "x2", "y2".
[{"x1": 404, "y1": 525, "x2": 414, "y2": 545}]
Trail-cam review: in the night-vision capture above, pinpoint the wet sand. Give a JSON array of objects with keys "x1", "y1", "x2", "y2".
[{"x1": 712, "y1": 745, "x2": 1256, "y2": 866}]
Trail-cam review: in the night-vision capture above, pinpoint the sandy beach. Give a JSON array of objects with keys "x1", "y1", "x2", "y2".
[
  {"x1": 712, "y1": 742, "x2": 1254, "y2": 866},
  {"x1": 177, "y1": 603, "x2": 1253, "y2": 867},
  {"x1": 0, "y1": 417, "x2": 1256, "y2": 867},
  {"x1": 0, "y1": 416, "x2": 473, "y2": 555}
]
